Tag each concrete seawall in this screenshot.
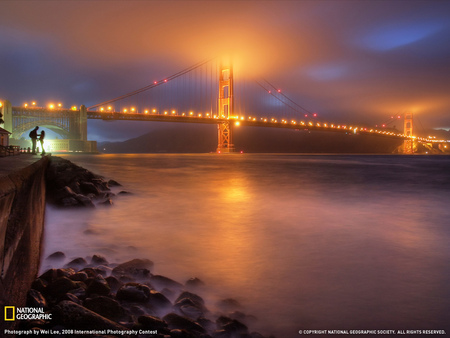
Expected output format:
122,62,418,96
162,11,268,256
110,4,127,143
0,156,49,329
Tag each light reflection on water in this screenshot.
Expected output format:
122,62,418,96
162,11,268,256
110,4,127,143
41,154,450,337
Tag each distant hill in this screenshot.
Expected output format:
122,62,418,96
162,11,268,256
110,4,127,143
99,124,405,153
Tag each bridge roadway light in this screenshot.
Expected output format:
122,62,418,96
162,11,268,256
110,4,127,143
49,104,54,109
108,106,112,111
235,121,240,126
24,103,28,107
58,103,62,108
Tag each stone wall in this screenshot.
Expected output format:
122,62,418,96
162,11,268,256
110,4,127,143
0,156,48,330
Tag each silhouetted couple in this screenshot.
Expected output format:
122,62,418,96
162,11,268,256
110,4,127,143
29,126,45,155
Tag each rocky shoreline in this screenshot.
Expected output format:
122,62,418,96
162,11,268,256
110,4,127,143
23,254,273,338
28,157,274,337
46,156,125,208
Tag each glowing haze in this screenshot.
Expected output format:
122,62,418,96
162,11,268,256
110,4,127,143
1,1,450,141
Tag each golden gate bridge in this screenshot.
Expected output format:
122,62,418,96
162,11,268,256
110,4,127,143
1,57,448,154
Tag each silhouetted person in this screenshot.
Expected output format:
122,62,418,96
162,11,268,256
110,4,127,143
29,126,39,154
39,130,46,155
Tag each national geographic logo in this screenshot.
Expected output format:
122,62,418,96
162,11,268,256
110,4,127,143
4,306,15,321
3,307,52,321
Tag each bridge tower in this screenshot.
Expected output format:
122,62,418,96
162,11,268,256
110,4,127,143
403,112,413,154
217,61,235,153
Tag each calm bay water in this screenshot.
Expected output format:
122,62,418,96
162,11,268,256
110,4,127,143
41,154,450,337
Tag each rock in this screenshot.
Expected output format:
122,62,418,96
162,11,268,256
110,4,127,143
150,275,183,291
185,277,205,289
27,289,47,309
31,278,47,293
56,268,76,278
53,300,128,331
163,313,205,334
68,287,87,300
86,275,111,296
197,317,216,333
39,269,58,283
108,179,122,187
118,190,131,195
216,316,248,335
61,196,79,207
105,276,123,293
73,193,96,208
169,329,197,338
84,296,126,321
45,277,79,298
174,292,207,319
148,290,172,309
95,265,113,276
99,198,114,206
91,254,109,266
70,271,89,282
175,292,205,309
138,315,168,330
112,259,154,278
46,251,66,261
80,181,101,195
116,283,152,303
222,319,248,335
61,293,82,304
65,257,88,270
179,305,203,319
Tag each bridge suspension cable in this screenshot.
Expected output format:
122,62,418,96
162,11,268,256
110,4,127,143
261,79,315,116
87,57,215,110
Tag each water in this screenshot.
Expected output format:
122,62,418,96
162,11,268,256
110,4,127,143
41,154,450,337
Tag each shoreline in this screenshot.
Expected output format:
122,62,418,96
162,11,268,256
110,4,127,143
23,253,272,337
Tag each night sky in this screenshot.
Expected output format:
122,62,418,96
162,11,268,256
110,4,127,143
1,1,450,142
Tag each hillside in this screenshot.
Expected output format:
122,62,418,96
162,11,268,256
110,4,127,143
99,124,404,154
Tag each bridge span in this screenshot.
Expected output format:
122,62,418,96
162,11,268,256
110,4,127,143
1,58,449,154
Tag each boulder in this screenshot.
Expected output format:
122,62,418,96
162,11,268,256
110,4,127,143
107,179,122,187
65,257,88,270
45,277,79,299
86,275,111,296
80,181,101,195
112,259,154,278
53,300,128,331
116,283,151,303
46,251,66,261
184,277,205,289
26,289,48,309
105,276,123,293
163,313,205,334
150,275,183,291
91,255,109,266
84,296,127,321
138,315,168,330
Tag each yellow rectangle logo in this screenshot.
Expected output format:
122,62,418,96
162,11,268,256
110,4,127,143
4,306,15,321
